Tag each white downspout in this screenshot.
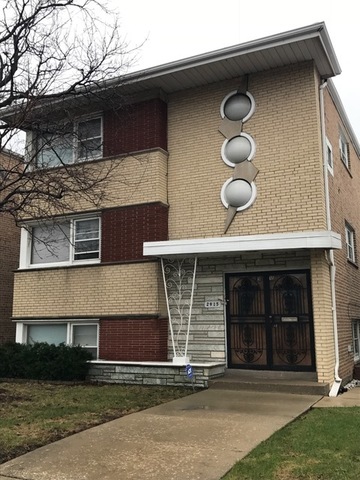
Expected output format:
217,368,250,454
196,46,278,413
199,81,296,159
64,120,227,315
320,80,342,396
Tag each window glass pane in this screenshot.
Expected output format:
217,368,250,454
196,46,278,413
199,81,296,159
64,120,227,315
73,325,98,358
78,139,102,160
74,219,99,260
38,134,73,167
353,322,359,357
31,222,70,264
27,324,67,345
77,118,102,160
73,325,97,346
78,118,101,139
346,225,355,262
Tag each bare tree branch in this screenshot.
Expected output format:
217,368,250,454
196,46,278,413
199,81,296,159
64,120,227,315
0,0,142,224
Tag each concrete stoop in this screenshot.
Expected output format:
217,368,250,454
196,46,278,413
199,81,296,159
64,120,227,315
209,369,330,396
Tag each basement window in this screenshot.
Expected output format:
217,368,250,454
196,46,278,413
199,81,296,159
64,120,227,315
352,321,360,361
26,322,99,358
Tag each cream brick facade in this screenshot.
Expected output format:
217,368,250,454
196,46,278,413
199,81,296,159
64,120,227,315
21,149,168,219
13,262,165,318
167,63,327,239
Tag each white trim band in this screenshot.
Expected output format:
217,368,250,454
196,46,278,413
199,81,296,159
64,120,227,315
144,230,342,257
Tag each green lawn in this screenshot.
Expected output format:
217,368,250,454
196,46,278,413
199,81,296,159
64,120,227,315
222,407,360,480
0,381,191,464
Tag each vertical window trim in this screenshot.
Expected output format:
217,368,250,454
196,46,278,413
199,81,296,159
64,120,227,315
345,222,356,263
339,133,349,169
353,321,360,362
326,137,334,175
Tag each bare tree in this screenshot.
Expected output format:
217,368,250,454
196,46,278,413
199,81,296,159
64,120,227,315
0,0,138,221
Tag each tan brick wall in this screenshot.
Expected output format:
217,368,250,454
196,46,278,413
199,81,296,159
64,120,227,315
98,149,168,210
167,62,326,239
310,250,335,383
22,149,168,219
13,262,166,318
325,86,360,380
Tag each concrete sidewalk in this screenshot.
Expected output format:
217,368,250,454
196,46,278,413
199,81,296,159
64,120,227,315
0,388,321,480
314,386,360,407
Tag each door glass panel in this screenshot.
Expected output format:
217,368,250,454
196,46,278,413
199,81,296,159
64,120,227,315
269,273,308,316
228,275,267,366
269,273,312,367
227,272,314,370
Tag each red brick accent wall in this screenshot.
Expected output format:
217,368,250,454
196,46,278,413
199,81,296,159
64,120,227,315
0,213,20,344
99,317,168,361
101,202,168,262
103,98,167,156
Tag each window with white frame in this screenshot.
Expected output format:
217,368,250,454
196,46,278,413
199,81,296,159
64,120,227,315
339,133,349,168
352,321,360,361
36,116,102,168
30,217,100,267
25,322,98,358
326,137,333,174
345,222,356,263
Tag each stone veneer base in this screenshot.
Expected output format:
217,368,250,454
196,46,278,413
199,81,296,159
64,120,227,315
88,361,226,388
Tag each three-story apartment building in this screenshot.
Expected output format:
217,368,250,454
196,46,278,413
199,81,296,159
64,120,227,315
9,23,360,393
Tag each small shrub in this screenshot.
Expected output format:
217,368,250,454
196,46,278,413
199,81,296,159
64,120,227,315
0,342,92,381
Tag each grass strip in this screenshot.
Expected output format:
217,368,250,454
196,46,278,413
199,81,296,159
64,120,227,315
0,381,191,464
222,407,360,480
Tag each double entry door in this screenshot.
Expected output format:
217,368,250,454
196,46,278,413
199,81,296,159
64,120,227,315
225,270,315,371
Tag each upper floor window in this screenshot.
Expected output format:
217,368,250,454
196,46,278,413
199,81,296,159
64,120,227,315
36,116,102,168
339,133,349,169
326,137,333,175
28,216,100,267
345,222,356,264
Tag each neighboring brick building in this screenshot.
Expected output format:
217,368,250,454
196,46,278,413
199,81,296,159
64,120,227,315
9,23,360,392
0,151,21,343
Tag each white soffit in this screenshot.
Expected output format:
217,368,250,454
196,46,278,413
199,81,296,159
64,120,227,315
143,231,342,257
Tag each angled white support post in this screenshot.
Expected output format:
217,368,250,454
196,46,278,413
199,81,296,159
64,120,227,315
161,256,198,365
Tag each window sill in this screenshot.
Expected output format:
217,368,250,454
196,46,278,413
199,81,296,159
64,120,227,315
347,259,358,269
20,259,101,271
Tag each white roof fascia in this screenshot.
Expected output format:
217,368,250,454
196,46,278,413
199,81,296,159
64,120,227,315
143,231,342,258
327,79,360,157
107,22,341,89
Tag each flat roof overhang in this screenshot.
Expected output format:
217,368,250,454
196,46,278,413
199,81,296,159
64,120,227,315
143,231,342,258
1,22,341,126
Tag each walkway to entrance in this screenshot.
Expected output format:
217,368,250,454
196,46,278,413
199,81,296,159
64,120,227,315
0,388,321,480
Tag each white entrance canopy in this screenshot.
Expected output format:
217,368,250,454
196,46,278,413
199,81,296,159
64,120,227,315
143,230,342,257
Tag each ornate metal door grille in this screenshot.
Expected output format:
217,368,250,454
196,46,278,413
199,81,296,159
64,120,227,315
226,271,315,371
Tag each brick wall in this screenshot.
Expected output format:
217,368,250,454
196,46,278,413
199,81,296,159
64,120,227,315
0,212,20,343
20,149,169,219
99,317,168,361
13,262,166,318
103,98,167,156
167,62,326,239
101,202,168,262
325,86,360,380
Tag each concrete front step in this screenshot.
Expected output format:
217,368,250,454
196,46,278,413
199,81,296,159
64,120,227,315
208,369,329,396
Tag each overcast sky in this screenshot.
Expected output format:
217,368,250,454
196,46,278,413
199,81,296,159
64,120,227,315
116,0,360,140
